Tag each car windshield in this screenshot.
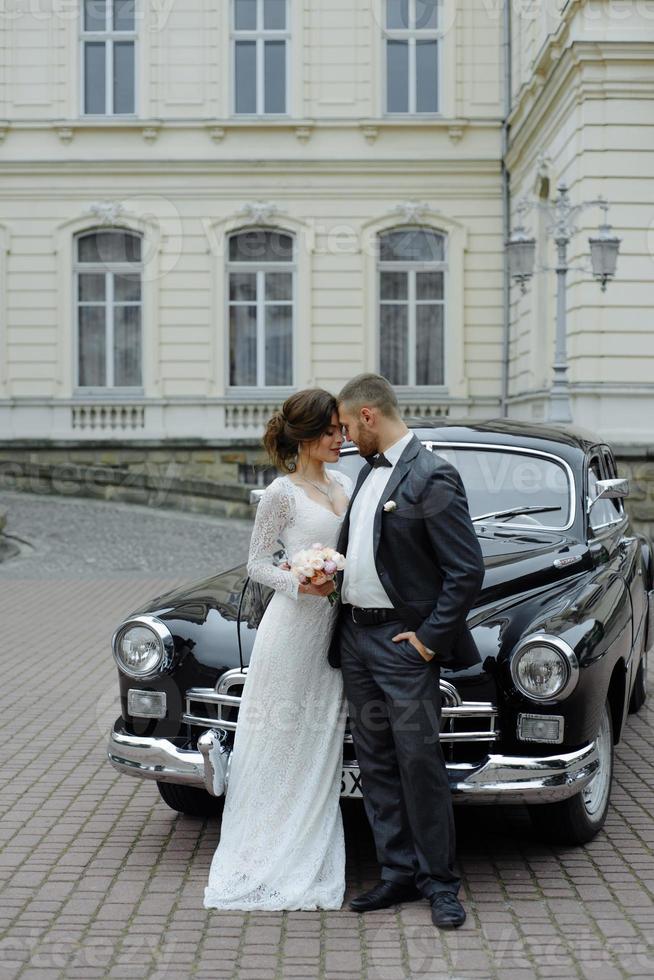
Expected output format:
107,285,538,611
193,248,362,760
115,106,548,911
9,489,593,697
329,444,572,529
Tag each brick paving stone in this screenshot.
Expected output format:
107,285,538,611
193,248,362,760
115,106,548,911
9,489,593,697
1,491,654,978
284,938,321,956
279,969,324,979
325,948,363,970
238,970,277,979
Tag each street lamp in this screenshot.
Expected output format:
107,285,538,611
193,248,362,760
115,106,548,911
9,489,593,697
505,222,536,295
588,201,621,292
505,184,621,423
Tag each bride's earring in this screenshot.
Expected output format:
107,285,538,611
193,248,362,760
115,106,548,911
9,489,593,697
287,457,297,473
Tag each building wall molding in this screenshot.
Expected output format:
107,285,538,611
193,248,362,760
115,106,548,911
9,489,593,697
507,40,654,171
0,224,10,393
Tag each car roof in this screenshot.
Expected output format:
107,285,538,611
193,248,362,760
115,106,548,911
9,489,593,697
343,417,603,466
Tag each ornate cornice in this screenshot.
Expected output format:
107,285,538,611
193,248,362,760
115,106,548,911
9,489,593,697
0,115,500,143
507,40,654,169
0,159,501,182
237,201,279,224
86,201,127,225
390,201,430,223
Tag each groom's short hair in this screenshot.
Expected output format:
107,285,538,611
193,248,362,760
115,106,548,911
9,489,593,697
338,373,400,419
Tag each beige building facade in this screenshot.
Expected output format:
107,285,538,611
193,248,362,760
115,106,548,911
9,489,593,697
0,0,652,452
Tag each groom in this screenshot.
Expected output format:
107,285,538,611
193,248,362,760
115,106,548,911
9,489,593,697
330,373,485,929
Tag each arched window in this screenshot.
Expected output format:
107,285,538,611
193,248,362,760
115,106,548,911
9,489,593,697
227,228,294,387
74,229,143,389
377,227,446,386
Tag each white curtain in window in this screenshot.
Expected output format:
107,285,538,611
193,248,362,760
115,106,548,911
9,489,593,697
228,230,294,387
75,229,143,388
378,227,445,386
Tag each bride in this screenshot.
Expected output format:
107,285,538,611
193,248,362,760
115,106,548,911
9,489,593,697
203,388,353,911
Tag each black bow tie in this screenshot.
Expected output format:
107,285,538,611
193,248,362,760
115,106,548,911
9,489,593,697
365,452,393,469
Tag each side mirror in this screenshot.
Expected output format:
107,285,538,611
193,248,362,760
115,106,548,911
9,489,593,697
249,489,265,507
587,477,629,513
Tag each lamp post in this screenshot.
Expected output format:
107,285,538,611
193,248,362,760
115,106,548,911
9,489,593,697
505,183,621,424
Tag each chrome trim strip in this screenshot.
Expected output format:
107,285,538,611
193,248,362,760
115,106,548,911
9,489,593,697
187,690,242,706
442,703,497,717
553,555,583,569
108,727,599,805
439,732,498,742
183,713,237,730
180,713,500,739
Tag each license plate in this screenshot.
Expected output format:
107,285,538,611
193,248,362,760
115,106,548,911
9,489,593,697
341,767,363,798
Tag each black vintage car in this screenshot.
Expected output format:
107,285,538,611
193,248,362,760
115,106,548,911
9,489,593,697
106,419,652,844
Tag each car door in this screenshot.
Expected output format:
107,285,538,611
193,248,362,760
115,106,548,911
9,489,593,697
600,444,647,662
585,449,633,688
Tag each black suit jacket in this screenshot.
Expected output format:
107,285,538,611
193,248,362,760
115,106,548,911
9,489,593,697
328,434,485,670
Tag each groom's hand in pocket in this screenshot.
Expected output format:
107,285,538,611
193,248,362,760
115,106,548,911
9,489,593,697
392,631,435,661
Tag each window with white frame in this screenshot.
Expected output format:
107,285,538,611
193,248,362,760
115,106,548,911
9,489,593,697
378,227,446,386
384,0,440,113
81,0,136,115
75,229,143,389
228,229,294,387
232,0,289,114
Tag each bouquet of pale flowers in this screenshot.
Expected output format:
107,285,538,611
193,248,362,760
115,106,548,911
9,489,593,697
287,543,346,605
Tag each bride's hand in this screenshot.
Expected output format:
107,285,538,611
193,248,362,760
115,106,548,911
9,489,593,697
299,580,335,597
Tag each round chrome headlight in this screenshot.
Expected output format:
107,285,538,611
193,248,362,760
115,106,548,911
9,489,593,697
111,616,174,678
510,634,579,702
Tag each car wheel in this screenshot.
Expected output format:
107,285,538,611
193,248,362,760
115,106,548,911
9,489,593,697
528,699,613,845
156,781,225,818
628,647,648,714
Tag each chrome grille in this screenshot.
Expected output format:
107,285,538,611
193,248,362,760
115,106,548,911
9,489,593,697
183,668,498,745
183,669,246,729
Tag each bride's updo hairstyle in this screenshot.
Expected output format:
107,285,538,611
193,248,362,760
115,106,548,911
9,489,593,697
263,388,338,473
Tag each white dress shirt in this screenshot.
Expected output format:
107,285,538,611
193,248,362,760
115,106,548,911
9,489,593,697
341,430,414,608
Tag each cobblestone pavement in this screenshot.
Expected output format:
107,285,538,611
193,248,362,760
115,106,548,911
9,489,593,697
1,491,654,979
0,490,254,580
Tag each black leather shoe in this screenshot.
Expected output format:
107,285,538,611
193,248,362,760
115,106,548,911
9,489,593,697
429,892,466,928
349,880,423,912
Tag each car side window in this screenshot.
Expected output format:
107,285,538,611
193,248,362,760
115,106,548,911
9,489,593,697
588,454,620,530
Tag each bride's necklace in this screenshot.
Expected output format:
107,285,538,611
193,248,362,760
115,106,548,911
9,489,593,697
298,472,334,502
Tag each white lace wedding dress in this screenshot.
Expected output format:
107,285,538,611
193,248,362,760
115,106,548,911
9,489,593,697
203,470,352,911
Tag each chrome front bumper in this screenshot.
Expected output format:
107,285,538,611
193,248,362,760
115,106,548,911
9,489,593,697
107,724,600,805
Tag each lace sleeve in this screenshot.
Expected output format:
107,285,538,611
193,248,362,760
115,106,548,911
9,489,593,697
246,478,300,600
